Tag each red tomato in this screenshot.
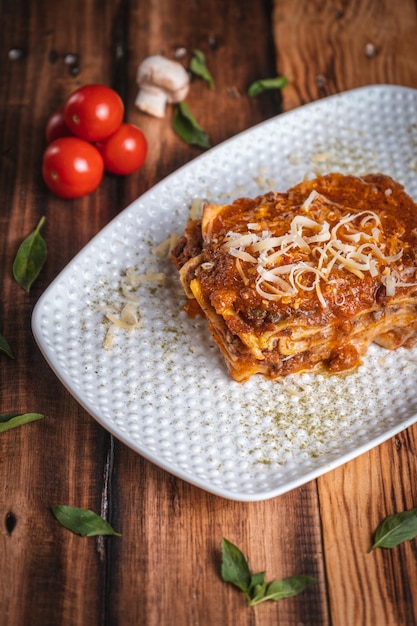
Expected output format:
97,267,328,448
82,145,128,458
96,123,148,175
45,107,73,143
64,84,124,142
42,137,104,199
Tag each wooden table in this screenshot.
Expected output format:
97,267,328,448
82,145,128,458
2,1,417,624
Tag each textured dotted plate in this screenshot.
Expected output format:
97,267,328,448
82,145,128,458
32,85,417,501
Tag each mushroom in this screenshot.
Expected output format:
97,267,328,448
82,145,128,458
135,55,190,118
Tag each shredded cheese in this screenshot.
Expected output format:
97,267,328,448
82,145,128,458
190,198,207,219
102,265,166,349
103,302,144,349
123,266,166,288
105,303,143,330
220,192,411,307
152,232,179,258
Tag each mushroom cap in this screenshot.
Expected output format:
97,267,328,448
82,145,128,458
136,55,190,103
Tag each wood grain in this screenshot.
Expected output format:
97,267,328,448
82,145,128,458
273,2,417,625
273,0,417,110
108,2,327,624
319,441,417,626
1,0,417,624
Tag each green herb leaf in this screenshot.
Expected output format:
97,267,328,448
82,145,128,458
173,102,211,149
248,76,289,97
221,538,316,606
0,412,44,432
13,216,47,292
249,571,266,593
372,508,417,549
0,332,14,359
190,49,215,89
249,573,267,604
221,538,252,598
249,575,317,606
52,505,121,537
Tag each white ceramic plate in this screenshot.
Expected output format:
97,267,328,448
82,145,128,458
32,85,417,501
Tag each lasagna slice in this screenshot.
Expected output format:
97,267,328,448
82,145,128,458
172,173,417,382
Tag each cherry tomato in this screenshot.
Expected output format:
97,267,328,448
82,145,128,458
96,123,148,175
42,137,104,199
45,107,73,143
64,84,124,142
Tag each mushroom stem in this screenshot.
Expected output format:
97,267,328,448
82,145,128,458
135,55,190,118
135,85,169,119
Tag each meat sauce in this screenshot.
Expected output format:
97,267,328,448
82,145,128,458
172,173,417,380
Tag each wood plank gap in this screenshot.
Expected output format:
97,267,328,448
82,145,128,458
110,0,130,105
98,434,115,626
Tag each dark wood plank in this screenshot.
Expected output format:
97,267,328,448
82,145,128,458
0,1,126,624
107,449,329,625
106,2,329,624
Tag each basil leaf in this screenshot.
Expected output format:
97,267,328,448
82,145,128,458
372,508,417,549
249,571,266,593
0,332,14,359
52,505,121,537
0,412,44,432
250,576,267,604
248,76,288,97
13,216,47,292
173,102,211,149
190,49,215,89
250,575,317,606
221,538,252,597
221,538,316,606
